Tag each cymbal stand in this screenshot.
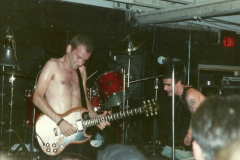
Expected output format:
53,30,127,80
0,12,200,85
109,57,126,144
0,66,5,139
122,40,132,145
30,100,37,160
152,77,159,155
1,74,30,159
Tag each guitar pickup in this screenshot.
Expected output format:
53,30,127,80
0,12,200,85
53,127,61,136
76,120,83,131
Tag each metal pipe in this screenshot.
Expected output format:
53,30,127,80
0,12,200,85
172,63,175,160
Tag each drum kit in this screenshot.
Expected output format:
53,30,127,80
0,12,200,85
87,31,148,112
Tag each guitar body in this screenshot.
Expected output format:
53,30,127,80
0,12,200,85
35,107,91,156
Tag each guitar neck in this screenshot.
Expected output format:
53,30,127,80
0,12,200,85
82,99,158,129
82,107,145,129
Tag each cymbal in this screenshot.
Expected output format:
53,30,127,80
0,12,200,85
0,60,21,67
43,30,79,56
113,31,149,54
0,71,35,79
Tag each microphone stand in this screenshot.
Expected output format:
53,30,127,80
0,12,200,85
152,77,159,155
171,62,176,160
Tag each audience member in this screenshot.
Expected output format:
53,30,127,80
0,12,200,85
56,152,90,160
191,95,240,160
214,136,240,160
97,144,146,160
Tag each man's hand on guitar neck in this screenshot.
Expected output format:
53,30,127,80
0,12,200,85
58,119,77,137
96,110,111,130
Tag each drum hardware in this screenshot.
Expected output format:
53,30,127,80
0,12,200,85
0,70,35,79
0,67,34,140
113,31,148,54
96,70,130,110
1,66,5,138
0,26,22,137
152,77,159,156
112,31,149,146
87,70,98,80
0,74,30,159
129,75,163,84
88,86,104,113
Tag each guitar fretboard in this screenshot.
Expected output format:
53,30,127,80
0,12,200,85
82,107,146,129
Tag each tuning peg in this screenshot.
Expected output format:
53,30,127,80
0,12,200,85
146,112,149,117
151,99,159,115
143,101,146,104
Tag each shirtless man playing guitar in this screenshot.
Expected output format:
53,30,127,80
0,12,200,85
33,34,110,160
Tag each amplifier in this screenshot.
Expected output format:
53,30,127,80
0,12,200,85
223,76,240,82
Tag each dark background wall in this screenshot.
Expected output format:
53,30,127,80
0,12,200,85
1,0,240,150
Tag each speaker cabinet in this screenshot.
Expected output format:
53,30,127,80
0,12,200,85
200,84,240,97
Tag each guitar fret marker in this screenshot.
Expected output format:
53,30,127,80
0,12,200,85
119,112,125,118
107,114,113,121
115,113,119,119
100,116,105,122
94,118,98,125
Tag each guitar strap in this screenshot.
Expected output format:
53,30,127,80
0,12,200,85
77,69,87,109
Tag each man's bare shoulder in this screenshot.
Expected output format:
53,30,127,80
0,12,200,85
42,58,63,70
185,88,206,102
45,58,61,65
186,87,202,95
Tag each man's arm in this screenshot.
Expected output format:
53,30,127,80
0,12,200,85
79,66,110,130
184,89,206,146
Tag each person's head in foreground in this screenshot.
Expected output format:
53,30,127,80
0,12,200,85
191,94,240,160
56,152,89,160
97,144,146,160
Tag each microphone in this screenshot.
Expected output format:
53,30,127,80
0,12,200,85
157,56,181,64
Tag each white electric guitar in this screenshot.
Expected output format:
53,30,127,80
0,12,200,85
35,99,159,156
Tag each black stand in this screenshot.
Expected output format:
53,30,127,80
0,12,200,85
0,66,5,140
110,54,148,153
152,77,159,155
1,75,30,159
128,118,148,154
29,103,38,160
171,63,176,160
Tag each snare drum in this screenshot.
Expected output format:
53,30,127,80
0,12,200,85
96,71,131,109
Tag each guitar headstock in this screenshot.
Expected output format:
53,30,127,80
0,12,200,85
143,99,159,117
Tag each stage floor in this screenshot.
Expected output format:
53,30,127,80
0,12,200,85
0,147,172,160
